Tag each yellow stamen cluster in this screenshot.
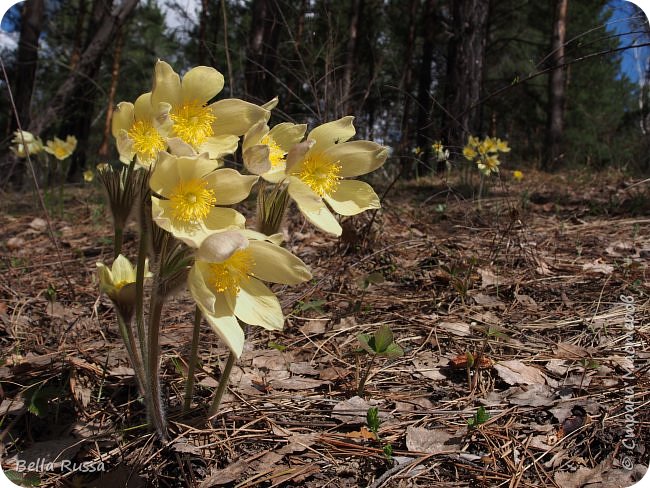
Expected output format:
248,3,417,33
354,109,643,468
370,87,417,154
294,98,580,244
295,156,342,197
128,120,166,163
170,100,216,147
169,178,217,224
209,249,255,294
261,135,286,168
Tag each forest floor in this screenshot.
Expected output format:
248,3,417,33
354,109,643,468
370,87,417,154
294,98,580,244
0,169,649,487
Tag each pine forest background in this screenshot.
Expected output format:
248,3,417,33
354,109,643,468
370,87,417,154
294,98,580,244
0,0,649,186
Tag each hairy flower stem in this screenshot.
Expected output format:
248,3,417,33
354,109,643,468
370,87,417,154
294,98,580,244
135,193,150,371
146,233,170,439
256,183,289,236
182,306,202,413
357,353,378,397
208,351,237,418
116,312,146,396
113,227,124,260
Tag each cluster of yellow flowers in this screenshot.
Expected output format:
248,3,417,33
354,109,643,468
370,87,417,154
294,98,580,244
100,60,387,358
462,135,510,175
431,141,449,162
11,131,77,161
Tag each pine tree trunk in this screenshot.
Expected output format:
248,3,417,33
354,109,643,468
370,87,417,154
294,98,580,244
29,0,138,136
341,0,364,114
9,0,44,134
544,0,569,171
398,0,419,175
245,0,280,103
443,0,489,166
414,0,436,176
98,27,124,159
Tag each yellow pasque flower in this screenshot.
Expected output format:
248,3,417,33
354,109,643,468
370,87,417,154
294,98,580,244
188,230,312,357
495,138,511,153
83,170,94,182
151,60,270,159
431,141,449,162
242,120,307,179
513,170,524,181
96,254,152,312
272,117,387,236
112,92,172,167
477,154,500,175
149,152,258,247
11,130,43,158
44,135,77,160
463,145,477,161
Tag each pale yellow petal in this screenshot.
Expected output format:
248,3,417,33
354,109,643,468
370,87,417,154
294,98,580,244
152,60,182,108
232,278,284,331
197,230,249,263
111,254,136,283
180,208,247,248
243,120,269,152
285,139,314,173
133,92,153,121
323,140,388,177
205,168,258,205
261,96,279,110
307,116,355,153
112,102,134,137
211,99,270,136
243,144,272,175
198,134,240,159
248,241,312,285
324,179,380,216
181,66,224,104
269,123,307,151
288,177,342,236
166,137,197,157
198,292,245,357
188,262,217,313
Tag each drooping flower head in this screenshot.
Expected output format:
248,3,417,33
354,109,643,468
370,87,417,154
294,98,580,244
279,116,388,236
45,135,77,160
112,93,172,167
188,230,312,357
242,120,307,180
151,60,270,159
11,130,43,158
513,170,524,182
97,254,152,319
149,152,258,247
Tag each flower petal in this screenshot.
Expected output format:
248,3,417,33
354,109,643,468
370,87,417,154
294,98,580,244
205,168,258,205
248,240,312,285
323,140,388,177
198,134,240,159
233,278,284,330
197,291,245,357
188,261,217,313
269,122,307,151
112,102,134,137
211,99,270,136
242,120,268,152
243,144,272,175
197,230,249,262
133,92,153,121
181,66,224,104
307,116,355,153
181,208,247,248
324,179,380,216
285,139,314,174
152,60,182,108
288,177,342,236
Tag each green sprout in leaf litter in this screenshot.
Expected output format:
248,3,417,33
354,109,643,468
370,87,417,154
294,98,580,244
357,325,404,396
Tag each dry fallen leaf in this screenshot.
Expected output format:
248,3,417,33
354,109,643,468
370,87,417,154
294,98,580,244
582,259,614,275
494,360,550,386
437,321,471,336
332,396,383,424
405,425,461,454
471,293,506,309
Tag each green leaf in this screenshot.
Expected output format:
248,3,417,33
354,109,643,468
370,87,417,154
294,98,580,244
468,406,490,428
466,351,475,368
366,407,380,433
382,443,393,460
268,341,287,352
357,333,374,355
373,325,394,353
381,342,404,359
296,299,326,313
5,470,41,487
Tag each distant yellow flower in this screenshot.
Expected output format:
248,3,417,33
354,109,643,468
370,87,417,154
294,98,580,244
495,138,511,153
279,117,387,236
188,230,312,357
112,93,171,167
151,60,270,159
431,141,449,162
44,135,77,160
96,162,110,173
412,146,423,157
477,154,500,175
149,152,257,247
242,121,307,180
513,170,523,181
11,130,43,158
463,145,477,160
83,170,94,182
